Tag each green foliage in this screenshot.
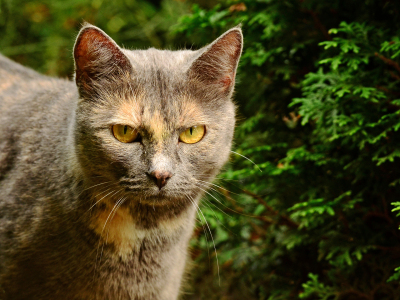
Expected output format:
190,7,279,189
176,1,400,299
387,266,400,283
299,274,337,300
0,0,192,76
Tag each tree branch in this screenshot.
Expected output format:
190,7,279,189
302,9,332,41
375,52,400,74
241,189,299,229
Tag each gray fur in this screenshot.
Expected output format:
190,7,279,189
0,24,242,300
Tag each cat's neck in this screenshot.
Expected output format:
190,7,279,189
87,199,197,260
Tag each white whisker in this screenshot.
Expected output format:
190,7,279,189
102,195,127,257
196,179,241,196
195,184,256,218
187,194,221,286
230,150,262,172
200,198,235,236
86,188,119,213
186,195,211,262
94,194,126,275
80,181,111,195
195,184,232,219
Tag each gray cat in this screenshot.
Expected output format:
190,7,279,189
0,24,242,300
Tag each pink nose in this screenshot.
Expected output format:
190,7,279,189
148,170,173,190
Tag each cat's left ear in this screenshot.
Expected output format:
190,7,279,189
73,24,132,99
188,26,243,95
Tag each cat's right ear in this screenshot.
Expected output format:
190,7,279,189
73,24,132,100
188,27,243,97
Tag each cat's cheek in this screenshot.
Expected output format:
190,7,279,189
178,141,216,175
92,132,145,172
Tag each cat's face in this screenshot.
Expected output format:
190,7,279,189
73,25,242,209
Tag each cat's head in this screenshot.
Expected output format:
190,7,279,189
72,24,242,210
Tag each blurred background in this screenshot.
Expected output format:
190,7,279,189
2,0,400,299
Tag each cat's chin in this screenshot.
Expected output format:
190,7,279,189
125,189,190,207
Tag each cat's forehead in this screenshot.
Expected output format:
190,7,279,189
123,48,195,75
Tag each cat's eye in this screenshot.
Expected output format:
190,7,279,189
179,125,205,144
112,125,139,143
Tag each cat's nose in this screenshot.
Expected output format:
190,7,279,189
147,170,173,190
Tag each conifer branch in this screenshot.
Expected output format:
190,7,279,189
241,189,299,229
303,9,332,41
375,52,400,75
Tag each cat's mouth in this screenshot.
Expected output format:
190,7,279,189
110,174,199,207
119,183,187,205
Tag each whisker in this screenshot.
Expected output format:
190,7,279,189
94,195,126,276
80,181,111,195
102,195,127,258
187,194,221,286
195,184,232,219
186,195,211,263
200,198,235,236
230,150,262,172
86,188,120,213
196,179,241,196
195,184,257,219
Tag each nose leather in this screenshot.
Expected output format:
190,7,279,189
148,170,173,190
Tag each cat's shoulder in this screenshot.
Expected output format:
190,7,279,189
0,54,73,88
0,54,75,103
0,54,77,124
0,54,46,80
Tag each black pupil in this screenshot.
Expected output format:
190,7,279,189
190,127,193,135
124,125,128,134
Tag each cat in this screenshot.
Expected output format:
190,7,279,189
0,23,242,300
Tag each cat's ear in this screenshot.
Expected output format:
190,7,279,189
188,27,243,95
73,24,132,99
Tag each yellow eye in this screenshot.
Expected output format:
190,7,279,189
179,125,205,144
112,125,139,143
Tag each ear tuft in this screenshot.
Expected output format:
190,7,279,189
189,28,243,94
73,24,132,99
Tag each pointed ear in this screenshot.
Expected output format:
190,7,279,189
73,24,132,99
188,27,243,95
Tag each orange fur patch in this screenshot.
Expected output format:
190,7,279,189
89,199,191,259
0,80,13,91
115,99,142,127
90,204,138,256
0,73,17,94
148,110,165,141
180,100,207,125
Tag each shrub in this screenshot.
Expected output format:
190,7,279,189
0,0,191,76
175,1,400,299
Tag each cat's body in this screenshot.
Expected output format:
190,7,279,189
0,25,242,300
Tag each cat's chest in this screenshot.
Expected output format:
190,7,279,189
61,207,191,300
88,202,191,260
